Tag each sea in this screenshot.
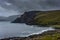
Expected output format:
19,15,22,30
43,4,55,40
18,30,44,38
0,21,54,39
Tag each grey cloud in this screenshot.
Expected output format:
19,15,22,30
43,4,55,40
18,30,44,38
0,0,60,12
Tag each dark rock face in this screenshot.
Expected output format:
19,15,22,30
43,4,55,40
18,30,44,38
12,11,40,25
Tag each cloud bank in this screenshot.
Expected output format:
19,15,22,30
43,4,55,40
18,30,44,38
0,0,60,16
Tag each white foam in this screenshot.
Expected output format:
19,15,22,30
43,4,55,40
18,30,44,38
25,27,55,37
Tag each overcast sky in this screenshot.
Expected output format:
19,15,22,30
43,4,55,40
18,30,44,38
0,0,60,17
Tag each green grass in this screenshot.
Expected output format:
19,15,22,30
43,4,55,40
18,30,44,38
40,33,60,40
51,25,60,29
34,10,60,27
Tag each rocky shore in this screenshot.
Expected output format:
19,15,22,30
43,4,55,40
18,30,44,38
1,29,60,40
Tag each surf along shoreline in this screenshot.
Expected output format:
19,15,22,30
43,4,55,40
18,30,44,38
1,29,60,40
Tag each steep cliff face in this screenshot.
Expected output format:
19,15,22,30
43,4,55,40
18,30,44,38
12,10,60,26
12,11,40,25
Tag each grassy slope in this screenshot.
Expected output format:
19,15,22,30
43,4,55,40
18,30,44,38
34,10,60,27
31,32,60,40
40,32,60,40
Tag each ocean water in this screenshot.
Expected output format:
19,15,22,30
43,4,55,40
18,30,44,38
0,21,54,39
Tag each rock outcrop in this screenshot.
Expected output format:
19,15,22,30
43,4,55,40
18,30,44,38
12,11,40,25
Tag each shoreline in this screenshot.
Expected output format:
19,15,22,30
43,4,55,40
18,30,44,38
0,29,55,40
1,29,60,40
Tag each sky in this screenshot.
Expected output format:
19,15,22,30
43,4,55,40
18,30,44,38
0,0,60,17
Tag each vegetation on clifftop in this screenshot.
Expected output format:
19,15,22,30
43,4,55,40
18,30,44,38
12,10,60,28
34,10,60,27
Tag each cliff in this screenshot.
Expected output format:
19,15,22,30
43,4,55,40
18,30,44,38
12,10,60,27
12,11,40,25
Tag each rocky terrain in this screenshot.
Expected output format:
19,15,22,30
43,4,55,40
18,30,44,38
12,11,40,25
